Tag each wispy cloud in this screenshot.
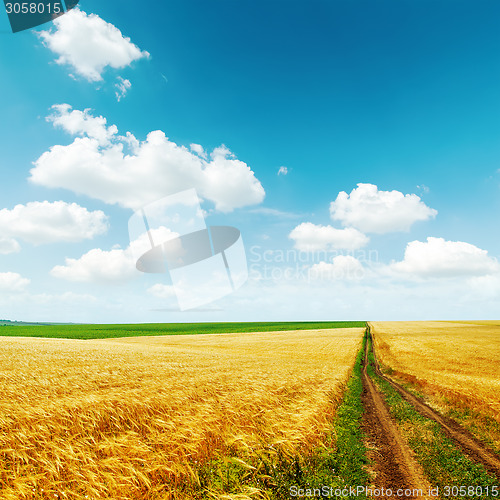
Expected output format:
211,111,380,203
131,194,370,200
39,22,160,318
115,77,132,101
248,207,303,218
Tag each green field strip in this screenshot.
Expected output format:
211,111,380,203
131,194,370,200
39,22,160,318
0,321,366,340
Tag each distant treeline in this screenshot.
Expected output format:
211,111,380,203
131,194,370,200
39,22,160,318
0,320,50,326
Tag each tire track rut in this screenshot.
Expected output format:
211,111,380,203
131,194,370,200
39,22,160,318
368,323,500,483
362,331,431,498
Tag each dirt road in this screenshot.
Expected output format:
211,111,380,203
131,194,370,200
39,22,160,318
368,324,500,483
362,333,431,498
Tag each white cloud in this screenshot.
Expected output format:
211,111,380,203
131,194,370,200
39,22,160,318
52,227,179,284
128,226,180,265
277,166,288,176
202,146,265,212
309,256,365,281
0,238,21,255
31,105,265,212
51,247,138,283
0,272,30,292
115,77,132,101
330,183,437,234
38,8,149,82
391,237,500,278
48,104,117,146
0,201,108,245
289,222,369,251
190,143,207,159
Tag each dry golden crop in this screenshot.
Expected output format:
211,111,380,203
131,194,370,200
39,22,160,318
370,321,500,450
0,327,363,499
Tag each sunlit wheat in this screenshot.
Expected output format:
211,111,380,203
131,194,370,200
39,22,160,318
0,327,363,499
370,321,500,450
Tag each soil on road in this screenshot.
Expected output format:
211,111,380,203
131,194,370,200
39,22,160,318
368,325,500,483
361,335,431,499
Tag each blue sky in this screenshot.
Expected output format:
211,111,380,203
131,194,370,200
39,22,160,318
0,0,499,322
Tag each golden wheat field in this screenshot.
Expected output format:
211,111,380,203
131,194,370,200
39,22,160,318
370,321,500,448
0,328,363,500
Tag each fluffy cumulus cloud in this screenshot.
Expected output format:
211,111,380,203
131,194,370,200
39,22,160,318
391,237,500,278
0,272,30,292
0,201,108,246
48,104,117,145
38,8,149,82
309,256,365,281
31,105,265,212
330,183,437,234
30,104,265,212
52,227,179,284
289,222,369,251
51,247,138,283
